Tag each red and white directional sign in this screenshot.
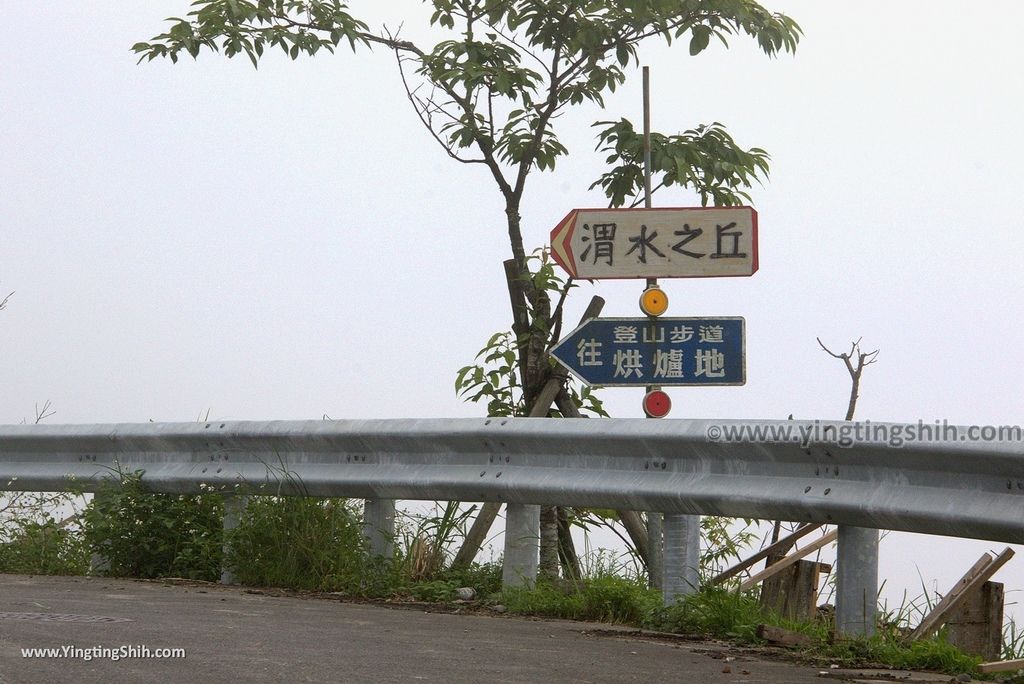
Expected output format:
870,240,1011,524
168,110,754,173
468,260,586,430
549,207,758,280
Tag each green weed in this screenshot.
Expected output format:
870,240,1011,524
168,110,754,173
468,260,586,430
224,496,368,593
1004,616,1024,660
437,561,503,597
822,634,980,675
0,517,88,575
502,574,661,624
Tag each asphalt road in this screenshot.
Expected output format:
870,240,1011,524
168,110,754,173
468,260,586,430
0,575,832,683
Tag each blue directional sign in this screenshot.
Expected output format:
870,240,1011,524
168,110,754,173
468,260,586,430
551,317,745,387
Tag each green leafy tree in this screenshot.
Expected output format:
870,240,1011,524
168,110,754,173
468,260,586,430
135,0,799,413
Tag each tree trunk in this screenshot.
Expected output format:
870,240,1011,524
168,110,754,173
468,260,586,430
502,201,558,574
451,502,501,569
557,507,582,582
539,505,560,579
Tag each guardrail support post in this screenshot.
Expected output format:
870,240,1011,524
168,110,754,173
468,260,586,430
88,492,111,576
503,503,540,588
89,551,110,576
220,494,249,585
663,513,700,604
835,525,878,637
363,499,396,560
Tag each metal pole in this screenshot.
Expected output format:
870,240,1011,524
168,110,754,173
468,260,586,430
641,65,666,591
363,499,396,560
643,66,653,211
220,494,249,585
502,503,540,588
663,513,700,604
835,526,879,637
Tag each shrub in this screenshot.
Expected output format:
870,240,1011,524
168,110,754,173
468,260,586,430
82,474,223,581
0,518,88,575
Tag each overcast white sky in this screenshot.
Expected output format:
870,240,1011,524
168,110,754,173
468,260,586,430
2,2,1023,621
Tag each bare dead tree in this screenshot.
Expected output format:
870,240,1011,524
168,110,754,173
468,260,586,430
817,337,880,420
34,400,56,424
2,401,63,528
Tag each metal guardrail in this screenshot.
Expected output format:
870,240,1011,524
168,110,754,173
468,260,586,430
1,417,1022,543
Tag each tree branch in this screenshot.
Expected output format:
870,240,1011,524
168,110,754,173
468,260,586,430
276,15,426,56
34,400,55,424
385,25,512,194
817,337,880,421
480,17,552,79
546,276,574,351
393,49,488,165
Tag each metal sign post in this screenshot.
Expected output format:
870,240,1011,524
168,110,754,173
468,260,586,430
638,66,663,593
546,67,753,601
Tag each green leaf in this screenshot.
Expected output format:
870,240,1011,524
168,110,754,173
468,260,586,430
689,26,711,56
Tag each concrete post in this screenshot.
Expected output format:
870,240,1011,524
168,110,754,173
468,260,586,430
502,503,540,588
220,494,249,585
88,491,111,576
663,513,701,604
362,499,396,560
835,525,879,637
88,551,110,576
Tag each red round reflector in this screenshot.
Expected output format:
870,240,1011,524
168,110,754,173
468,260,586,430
642,389,671,418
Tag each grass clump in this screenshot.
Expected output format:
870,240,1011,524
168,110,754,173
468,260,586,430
224,496,368,592
222,497,505,600
404,561,502,601
822,634,981,675
651,586,776,640
502,575,661,624
440,561,503,597
504,581,983,678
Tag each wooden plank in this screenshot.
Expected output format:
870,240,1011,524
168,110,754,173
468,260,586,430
905,553,993,641
978,657,1024,674
756,623,813,647
759,560,820,621
947,581,1003,660
908,547,1014,642
740,530,838,592
710,522,822,585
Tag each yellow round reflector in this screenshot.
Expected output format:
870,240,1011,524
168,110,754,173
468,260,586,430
639,287,668,317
